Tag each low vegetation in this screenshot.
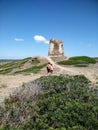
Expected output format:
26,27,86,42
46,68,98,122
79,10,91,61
15,64,47,74
0,60,16,65
58,56,96,66
0,75,98,130
0,57,44,74
0,57,31,69
0,67,13,74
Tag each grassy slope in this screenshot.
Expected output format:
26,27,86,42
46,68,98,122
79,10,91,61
0,57,45,74
15,64,47,74
58,56,96,66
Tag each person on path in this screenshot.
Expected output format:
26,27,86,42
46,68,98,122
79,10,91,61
46,63,54,75
46,62,51,75
50,64,54,74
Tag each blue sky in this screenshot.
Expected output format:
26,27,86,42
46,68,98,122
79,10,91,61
0,0,98,59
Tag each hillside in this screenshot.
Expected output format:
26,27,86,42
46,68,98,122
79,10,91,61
0,59,17,65
0,56,97,77
0,56,98,104
0,57,48,75
0,56,98,129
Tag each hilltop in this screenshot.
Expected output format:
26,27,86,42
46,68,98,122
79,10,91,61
0,56,98,77
0,56,98,83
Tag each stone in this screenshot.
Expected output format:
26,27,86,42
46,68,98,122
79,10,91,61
48,38,64,57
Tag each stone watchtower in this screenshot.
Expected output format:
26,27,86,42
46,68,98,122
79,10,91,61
48,38,64,57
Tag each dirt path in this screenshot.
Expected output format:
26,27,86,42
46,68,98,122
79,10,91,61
45,56,98,82
45,56,77,74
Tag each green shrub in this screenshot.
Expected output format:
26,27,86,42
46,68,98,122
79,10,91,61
58,56,96,65
0,75,98,130
0,67,13,74
15,64,46,74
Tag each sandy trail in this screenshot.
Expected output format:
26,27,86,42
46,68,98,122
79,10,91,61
45,56,98,82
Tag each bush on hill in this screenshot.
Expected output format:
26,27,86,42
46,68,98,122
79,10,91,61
58,56,96,65
15,64,46,74
0,75,98,130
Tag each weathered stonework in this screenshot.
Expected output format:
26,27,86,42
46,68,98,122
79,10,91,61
48,38,64,57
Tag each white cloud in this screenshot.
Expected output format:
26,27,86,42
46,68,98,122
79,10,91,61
14,38,24,42
34,35,49,44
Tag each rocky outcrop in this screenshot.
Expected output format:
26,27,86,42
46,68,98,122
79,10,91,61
48,38,64,57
